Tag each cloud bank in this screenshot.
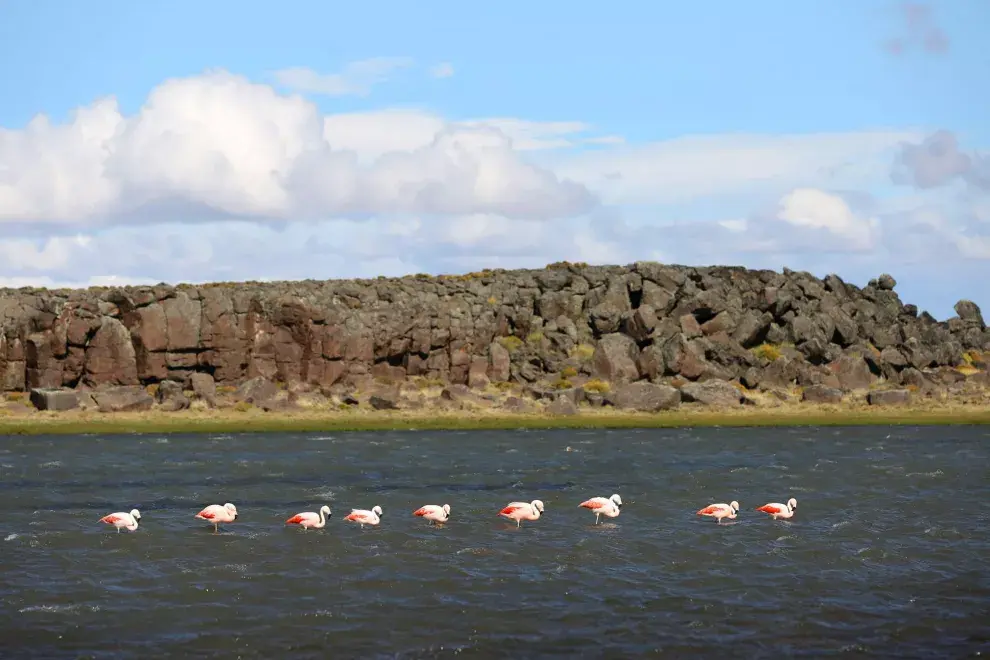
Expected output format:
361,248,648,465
0,66,987,318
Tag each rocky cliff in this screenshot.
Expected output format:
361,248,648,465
1,262,987,407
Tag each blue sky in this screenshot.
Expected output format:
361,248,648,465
0,0,988,319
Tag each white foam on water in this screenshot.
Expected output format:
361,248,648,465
20,604,100,614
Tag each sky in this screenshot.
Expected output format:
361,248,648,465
0,0,988,320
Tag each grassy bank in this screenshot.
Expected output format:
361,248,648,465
2,403,990,435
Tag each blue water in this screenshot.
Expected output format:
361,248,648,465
1,426,988,658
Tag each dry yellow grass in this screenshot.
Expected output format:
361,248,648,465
1,396,988,435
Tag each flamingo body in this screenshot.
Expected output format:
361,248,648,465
286,505,331,530
755,497,798,520
99,509,141,533
697,500,740,524
579,493,622,524
196,502,238,533
413,503,450,525
498,499,544,527
344,505,382,527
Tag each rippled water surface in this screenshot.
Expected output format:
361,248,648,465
1,426,989,658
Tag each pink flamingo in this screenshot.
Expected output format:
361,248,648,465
344,505,382,528
579,494,622,524
99,509,141,533
498,499,544,527
285,505,331,530
413,504,451,525
756,498,798,520
697,500,740,524
195,502,238,533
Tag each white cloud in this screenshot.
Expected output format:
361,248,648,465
430,62,455,79
3,66,987,317
0,70,594,224
776,188,879,250
551,131,924,205
321,110,622,160
273,57,413,96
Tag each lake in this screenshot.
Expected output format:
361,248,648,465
1,426,988,658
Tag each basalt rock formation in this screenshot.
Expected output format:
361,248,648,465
1,262,987,409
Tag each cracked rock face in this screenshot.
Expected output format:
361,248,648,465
0,262,986,395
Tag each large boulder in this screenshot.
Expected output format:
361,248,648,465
591,333,640,383
29,388,80,412
679,380,743,406
867,389,912,406
608,382,680,412
93,386,155,413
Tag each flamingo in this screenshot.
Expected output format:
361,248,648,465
697,500,739,524
756,498,797,520
498,500,544,527
99,509,141,533
579,494,622,524
413,504,451,525
195,502,238,533
344,505,382,528
285,505,332,530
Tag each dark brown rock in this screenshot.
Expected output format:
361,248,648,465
93,386,154,412
608,382,680,412
592,333,640,383
827,355,875,391
468,357,490,389
680,380,743,406
0,261,985,411
546,397,579,415
867,389,912,406
801,384,843,404
190,372,217,405
370,387,401,410
488,341,511,382
236,376,278,404
29,387,80,411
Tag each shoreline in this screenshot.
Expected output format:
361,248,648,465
3,404,990,435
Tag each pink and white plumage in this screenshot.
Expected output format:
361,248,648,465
99,509,141,533
579,493,622,524
195,502,238,533
413,503,450,525
344,505,382,527
498,499,544,527
756,497,797,520
286,505,331,530
697,500,739,524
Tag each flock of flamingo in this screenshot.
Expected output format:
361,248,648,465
97,494,799,533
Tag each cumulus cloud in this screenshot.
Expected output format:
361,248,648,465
775,188,879,251
273,57,413,96
0,70,595,225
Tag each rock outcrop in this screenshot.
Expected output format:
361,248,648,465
1,262,987,411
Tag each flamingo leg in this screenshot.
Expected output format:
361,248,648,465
516,518,521,528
